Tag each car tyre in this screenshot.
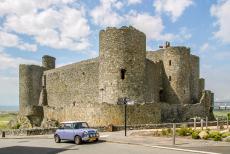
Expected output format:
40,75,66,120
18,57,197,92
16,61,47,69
54,135,61,143
95,138,99,142
74,136,82,145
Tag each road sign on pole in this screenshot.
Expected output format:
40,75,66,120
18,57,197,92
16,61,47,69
117,97,135,137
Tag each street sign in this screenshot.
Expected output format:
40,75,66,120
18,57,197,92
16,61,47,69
116,97,135,137
117,97,135,105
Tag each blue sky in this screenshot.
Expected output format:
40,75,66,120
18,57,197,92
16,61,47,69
0,0,230,106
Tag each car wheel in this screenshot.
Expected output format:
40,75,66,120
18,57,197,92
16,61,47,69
54,135,61,143
95,138,99,142
74,136,82,145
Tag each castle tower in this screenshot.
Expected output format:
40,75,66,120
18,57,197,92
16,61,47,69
42,55,56,70
190,55,200,103
99,26,146,104
163,47,191,104
19,64,44,114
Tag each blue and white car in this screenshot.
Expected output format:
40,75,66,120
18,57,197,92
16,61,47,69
54,121,99,145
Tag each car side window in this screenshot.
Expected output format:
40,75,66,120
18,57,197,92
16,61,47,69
74,123,80,129
59,123,64,129
64,123,72,129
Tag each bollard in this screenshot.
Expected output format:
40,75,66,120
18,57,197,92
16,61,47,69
194,117,196,129
173,123,176,145
206,116,208,129
217,118,219,130
201,119,204,130
2,131,5,138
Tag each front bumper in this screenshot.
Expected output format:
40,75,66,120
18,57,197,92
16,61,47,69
82,134,99,142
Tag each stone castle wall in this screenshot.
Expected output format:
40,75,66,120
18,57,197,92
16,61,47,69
44,58,99,107
99,26,146,104
144,59,163,103
43,102,161,127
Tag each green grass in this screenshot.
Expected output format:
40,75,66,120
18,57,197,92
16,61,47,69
0,113,17,129
213,110,230,118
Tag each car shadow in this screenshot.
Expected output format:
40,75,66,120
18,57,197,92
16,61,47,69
0,146,77,154
61,139,106,145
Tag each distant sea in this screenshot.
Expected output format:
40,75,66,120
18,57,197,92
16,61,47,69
0,106,19,112
215,102,230,106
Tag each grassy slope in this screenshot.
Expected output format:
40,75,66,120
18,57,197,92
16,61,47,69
213,110,230,118
0,113,17,129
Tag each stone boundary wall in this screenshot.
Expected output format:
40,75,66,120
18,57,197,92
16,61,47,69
0,121,225,136
0,128,56,136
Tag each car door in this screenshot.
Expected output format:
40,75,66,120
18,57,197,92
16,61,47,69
63,123,74,140
57,123,65,139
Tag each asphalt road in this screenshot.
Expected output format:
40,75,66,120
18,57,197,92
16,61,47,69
0,138,213,154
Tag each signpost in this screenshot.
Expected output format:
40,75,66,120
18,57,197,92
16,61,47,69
117,97,134,136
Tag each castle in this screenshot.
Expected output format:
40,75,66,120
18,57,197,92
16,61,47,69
19,26,214,127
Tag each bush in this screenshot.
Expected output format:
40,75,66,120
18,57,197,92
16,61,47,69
213,135,222,141
208,131,221,138
192,131,200,139
228,113,230,120
161,128,172,136
208,131,223,141
222,132,230,138
177,127,193,136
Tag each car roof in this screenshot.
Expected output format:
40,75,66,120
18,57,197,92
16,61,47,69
60,121,87,124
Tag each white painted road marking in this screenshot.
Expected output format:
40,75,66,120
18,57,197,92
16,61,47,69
144,145,221,154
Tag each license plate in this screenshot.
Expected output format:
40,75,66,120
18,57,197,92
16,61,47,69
89,137,96,141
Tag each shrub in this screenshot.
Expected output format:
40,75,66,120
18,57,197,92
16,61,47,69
208,131,221,138
161,128,173,136
222,132,230,138
213,135,222,141
192,131,200,139
224,137,230,142
228,113,230,120
161,129,168,136
177,127,193,136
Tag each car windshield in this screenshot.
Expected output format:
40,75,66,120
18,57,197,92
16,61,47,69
74,122,89,129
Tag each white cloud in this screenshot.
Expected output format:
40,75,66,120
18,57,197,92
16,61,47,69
0,76,18,105
127,12,175,41
200,43,209,52
0,50,39,70
90,0,124,27
0,31,37,52
153,0,193,22
127,0,142,5
211,0,230,44
0,50,40,105
1,0,90,51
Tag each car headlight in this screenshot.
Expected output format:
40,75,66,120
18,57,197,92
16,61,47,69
83,131,88,136
96,132,99,137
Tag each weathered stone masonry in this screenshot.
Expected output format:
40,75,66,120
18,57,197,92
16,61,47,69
19,26,215,127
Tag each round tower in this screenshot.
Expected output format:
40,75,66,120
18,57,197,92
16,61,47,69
19,64,44,114
163,47,191,104
42,55,56,70
190,55,199,103
99,26,146,104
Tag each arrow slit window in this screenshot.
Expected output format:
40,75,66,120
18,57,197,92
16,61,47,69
120,69,126,80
